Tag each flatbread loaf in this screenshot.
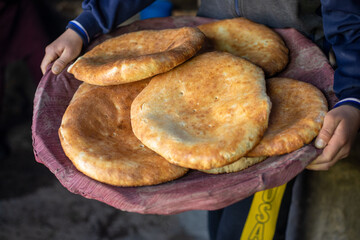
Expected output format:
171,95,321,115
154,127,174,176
68,27,205,85
200,156,267,174
247,77,328,157
59,81,188,187
131,51,271,170
197,18,289,76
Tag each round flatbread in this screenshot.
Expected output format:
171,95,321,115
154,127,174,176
59,81,188,187
131,51,271,170
247,77,328,157
197,18,289,76
68,27,205,85
200,156,267,174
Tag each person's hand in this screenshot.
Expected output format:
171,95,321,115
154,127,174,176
40,28,83,75
307,104,360,171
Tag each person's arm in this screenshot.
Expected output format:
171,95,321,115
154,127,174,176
67,0,155,46
41,0,155,75
307,0,360,170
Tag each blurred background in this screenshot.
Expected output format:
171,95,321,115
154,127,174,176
0,0,359,239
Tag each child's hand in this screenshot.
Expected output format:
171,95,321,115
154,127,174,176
41,28,83,75
307,104,360,171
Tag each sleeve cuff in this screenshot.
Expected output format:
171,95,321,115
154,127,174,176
66,11,103,46
67,20,90,46
334,98,360,110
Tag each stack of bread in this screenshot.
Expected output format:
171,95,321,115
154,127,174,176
59,18,328,187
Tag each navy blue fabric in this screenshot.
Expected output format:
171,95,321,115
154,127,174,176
334,99,360,110
197,0,360,108
208,195,253,240
67,0,360,107
67,0,154,44
321,0,360,107
67,21,90,45
61,2,359,239
208,179,295,240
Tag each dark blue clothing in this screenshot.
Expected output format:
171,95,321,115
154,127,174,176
65,1,360,239
66,0,360,109
321,0,360,108
198,0,324,46
198,0,360,108
67,0,155,45
208,179,295,240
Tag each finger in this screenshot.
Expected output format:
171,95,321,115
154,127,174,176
306,147,347,171
40,46,59,74
306,148,339,170
314,114,339,149
311,138,342,165
51,49,75,74
306,159,336,171
307,125,350,170
51,58,67,74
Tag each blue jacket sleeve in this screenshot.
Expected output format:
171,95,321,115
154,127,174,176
67,0,155,45
321,0,360,109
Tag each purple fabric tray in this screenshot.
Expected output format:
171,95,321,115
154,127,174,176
32,16,337,215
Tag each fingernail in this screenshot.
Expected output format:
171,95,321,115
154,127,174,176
52,65,60,74
315,138,326,148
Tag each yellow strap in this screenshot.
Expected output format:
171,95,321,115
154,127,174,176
240,183,287,240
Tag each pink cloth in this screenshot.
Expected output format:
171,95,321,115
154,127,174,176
32,16,336,215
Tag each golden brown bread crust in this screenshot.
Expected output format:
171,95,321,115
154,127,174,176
68,27,205,85
200,156,267,174
131,51,271,170
247,77,328,157
59,81,188,187
197,18,289,76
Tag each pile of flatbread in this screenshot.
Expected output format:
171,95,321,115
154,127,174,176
60,18,328,187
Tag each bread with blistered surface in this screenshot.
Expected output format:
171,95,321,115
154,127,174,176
198,18,289,76
131,51,271,170
247,77,328,156
59,81,188,187
68,27,205,85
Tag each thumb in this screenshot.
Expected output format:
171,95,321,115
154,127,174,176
51,55,70,75
51,48,79,74
314,113,339,149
